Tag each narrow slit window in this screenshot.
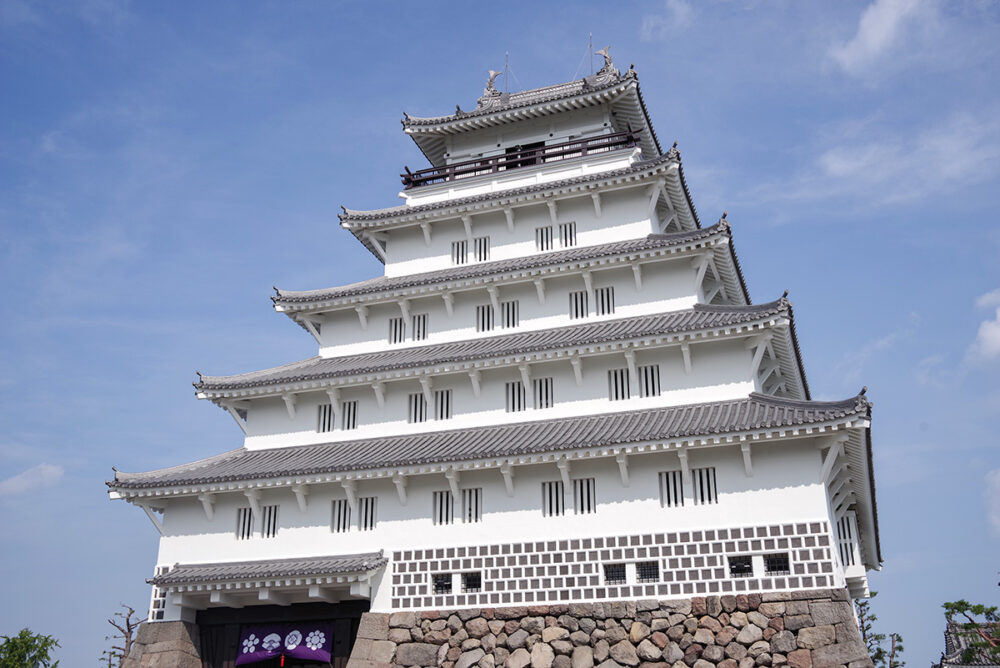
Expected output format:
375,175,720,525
608,368,631,401
388,317,406,344
559,222,577,247
341,400,358,430
658,470,684,508
473,236,490,262
451,240,468,265
261,505,279,538
235,507,254,540
764,553,790,576
358,496,377,531
569,290,589,319
434,389,452,420
476,304,494,332
604,563,626,585
536,226,554,251
317,404,335,432
573,477,597,515
432,573,452,594
533,377,554,409
408,393,427,423
501,300,519,329
595,286,615,316
505,381,526,413
692,467,718,505
638,364,661,398
728,555,753,578
636,561,659,583
542,480,565,517
331,499,351,533
461,488,482,523
462,572,482,593
432,490,454,525
411,313,428,341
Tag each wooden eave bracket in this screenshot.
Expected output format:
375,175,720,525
462,215,474,243
570,355,584,386
534,278,546,304
398,299,411,323
557,456,571,488
741,443,753,477
223,401,250,435
487,285,501,313
419,376,434,410
342,480,357,512
468,369,481,397
259,588,291,606
355,305,369,330
616,451,630,486
326,388,342,426
632,264,643,290
139,503,164,535
210,591,243,608
591,192,602,218
393,472,408,505
420,222,432,246
519,364,533,408
198,493,215,520
372,382,386,408
442,292,454,316
292,484,309,512
500,461,515,496
244,489,262,533
300,317,323,344
819,434,849,483
282,393,297,420
503,207,515,232
547,200,558,225
445,467,460,500
680,342,692,375
308,585,340,603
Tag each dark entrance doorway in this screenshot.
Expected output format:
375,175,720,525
197,601,368,668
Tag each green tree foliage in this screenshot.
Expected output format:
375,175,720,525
943,600,1000,665
856,591,904,668
0,628,60,668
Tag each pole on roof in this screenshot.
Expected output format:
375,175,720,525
505,51,509,95
590,33,594,75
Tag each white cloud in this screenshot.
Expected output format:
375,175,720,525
836,313,919,384
829,0,929,76
987,469,1000,535
640,0,693,41
969,289,1000,361
0,463,65,497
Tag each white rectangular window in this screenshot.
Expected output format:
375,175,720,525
331,499,351,533
432,490,454,525
261,504,279,538
389,317,406,344
608,368,631,401
559,222,577,247
341,400,358,430
533,377,554,409
235,507,254,540
452,240,468,265
542,480,565,517
638,364,661,398
461,488,482,523
658,470,684,508
595,286,615,316
473,236,490,262
434,389,452,420
408,393,427,423
317,404,335,433
569,290,589,319
536,225,554,251
411,313,428,341
149,568,168,621
573,477,597,515
358,496,377,531
501,300,519,329
505,381,526,413
692,467,718,505
476,304,494,332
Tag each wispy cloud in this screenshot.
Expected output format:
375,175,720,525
987,469,1000,535
968,288,1000,361
0,463,65,497
829,0,928,76
836,313,919,384
640,0,693,41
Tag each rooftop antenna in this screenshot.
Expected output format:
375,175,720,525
590,33,594,75
505,51,509,95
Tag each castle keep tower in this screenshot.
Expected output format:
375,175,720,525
109,54,881,668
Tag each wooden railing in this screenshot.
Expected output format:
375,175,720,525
401,129,641,189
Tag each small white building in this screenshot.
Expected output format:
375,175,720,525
109,55,881,668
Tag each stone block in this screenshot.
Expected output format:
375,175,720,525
463,639,483,651
650,632,668,649
508,648,532,668
637,640,663,661
747,613,769,629
572,631,592,646
607,628,628,645
580,619,598,634
570,604,596,617
482,654,497,668
424,630,452,645
389,629,411,644
574,646,596,668
458,648,487,668
661,601,693,616
638,601,660,612
716,628,737,646
631,623,652,644
556,655,573,668
597,661,626,668
692,629,714,646
468,619,491,639
610,640,640,666
739,658,756,668
736,625,763,645
371,641,396,663
707,597,723,617
693,660,715,668
523,618,546,634
533,643,556,668
691,598,707,616
810,641,868,668
663,643,684,664
509,630,531,649
701,645,725,662
396,643,440,667
725,642,747,660
747,595,761,611
545,628,571,643
730,613,748,629
795,626,835,650
391,612,418,628
747,641,770,659
595,639,611,662
553,641,575,656
758,603,785,618
498,608,530,620
721,596,738,613
736,596,750,613
785,602,809,616
808,602,851,626
770,631,796,654
783,616,813,632
755,653,772,666
459,609,483,621
719,661,738,668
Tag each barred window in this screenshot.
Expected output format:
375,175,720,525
434,389,452,420
317,403,335,432
408,393,427,423
331,499,351,533
476,304,494,332
542,480,565,517
341,400,358,430
432,490,454,525
462,572,482,593
595,286,615,316
235,507,254,540
536,225,553,251
501,300,519,329
573,477,596,515
604,563,626,585
358,496,377,531
505,381,526,413
658,470,684,508
637,561,659,583
432,573,452,594
764,553,790,576
638,364,661,398
533,377,554,409
261,504,279,538
559,222,577,247
692,467,718,505
729,555,753,578
462,488,482,523
569,290,589,319
608,368,631,401
451,240,468,265
411,313,428,341
473,236,490,262
388,317,406,344
149,569,168,621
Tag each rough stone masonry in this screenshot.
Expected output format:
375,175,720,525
347,589,872,668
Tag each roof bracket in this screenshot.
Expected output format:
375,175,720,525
468,369,481,397
393,472,408,505
308,585,340,604
445,467,460,501
534,278,546,304
819,434,848,483
282,393,297,420
372,382,385,408
442,292,454,316
292,484,309,512
504,207,515,232
342,480,357,512
591,192,602,218
462,215,473,243
487,285,501,313
519,364,533,407
557,456,571,489
570,356,584,386
632,264,642,290
547,200,558,225
500,461,515,496
210,591,243,608
616,451,630,486
681,342,692,375
259,588,290,606
355,305,369,330
741,443,753,477
198,493,215,520
139,503,164,535
420,222,432,246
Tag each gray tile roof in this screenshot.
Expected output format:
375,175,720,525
110,392,869,491
275,221,745,308
196,299,790,393
148,552,387,586
939,621,1000,667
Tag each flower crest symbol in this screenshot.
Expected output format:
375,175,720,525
306,630,326,650
262,633,282,651
242,634,259,654
285,629,303,650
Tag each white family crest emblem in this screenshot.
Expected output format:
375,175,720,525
262,633,282,651
305,630,326,650
284,629,303,650
241,634,259,654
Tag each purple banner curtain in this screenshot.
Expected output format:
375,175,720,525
236,622,334,665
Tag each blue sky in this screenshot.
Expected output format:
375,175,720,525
1,0,998,664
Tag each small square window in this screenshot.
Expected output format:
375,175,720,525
433,573,452,594
764,553,790,576
728,555,753,578
462,572,482,593
636,561,659,583
604,563,626,585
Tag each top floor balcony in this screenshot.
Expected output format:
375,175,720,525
401,129,642,190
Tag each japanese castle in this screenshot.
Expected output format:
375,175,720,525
109,53,881,668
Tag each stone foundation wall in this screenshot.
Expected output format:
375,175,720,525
347,589,871,668
121,620,201,668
